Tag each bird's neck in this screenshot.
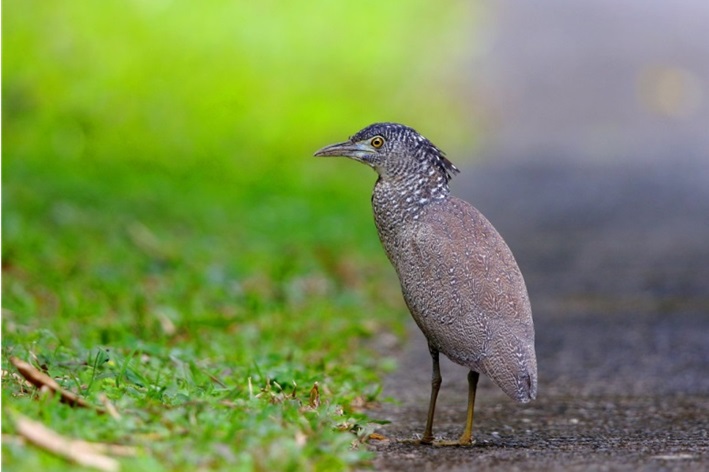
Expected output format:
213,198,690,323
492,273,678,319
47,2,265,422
371,171,451,238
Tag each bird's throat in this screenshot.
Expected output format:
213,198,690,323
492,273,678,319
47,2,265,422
371,174,450,241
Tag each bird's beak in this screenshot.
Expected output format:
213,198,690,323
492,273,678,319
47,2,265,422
313,141,375,161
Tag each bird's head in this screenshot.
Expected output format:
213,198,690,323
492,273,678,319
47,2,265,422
314,122,459,183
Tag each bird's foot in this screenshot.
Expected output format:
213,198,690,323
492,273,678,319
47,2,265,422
457,432,474,446
433,438,476,447
401,437,475,447
399,438,425,445
400,435,435,445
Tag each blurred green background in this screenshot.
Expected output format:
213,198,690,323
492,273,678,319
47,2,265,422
4,1,475,168
3,1,477,470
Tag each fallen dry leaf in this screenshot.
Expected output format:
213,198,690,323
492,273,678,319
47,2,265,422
308,382,320,408
155,310,177,336
14,414,136,471
98,393,121,420
294,430,307,447
10,357,103,412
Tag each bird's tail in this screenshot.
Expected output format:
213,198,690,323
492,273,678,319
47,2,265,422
516,367,537,403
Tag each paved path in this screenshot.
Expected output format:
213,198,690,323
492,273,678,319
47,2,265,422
369,1,709,470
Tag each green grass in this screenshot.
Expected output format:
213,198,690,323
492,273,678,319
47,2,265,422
3,157,403,471
2,1,477,470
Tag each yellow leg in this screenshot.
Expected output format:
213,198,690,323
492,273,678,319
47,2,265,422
421,344,441,444
458,370,479,445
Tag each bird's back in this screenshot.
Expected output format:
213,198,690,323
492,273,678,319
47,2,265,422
375,194,537,403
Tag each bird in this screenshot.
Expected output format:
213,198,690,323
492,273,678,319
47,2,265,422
314,122,537,445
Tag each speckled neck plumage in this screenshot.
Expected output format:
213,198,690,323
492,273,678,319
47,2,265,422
371,170,448,241
371,146,454,242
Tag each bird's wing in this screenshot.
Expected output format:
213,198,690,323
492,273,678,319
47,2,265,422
398,196,537,401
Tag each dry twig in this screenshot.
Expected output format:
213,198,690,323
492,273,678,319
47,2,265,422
14,415,136,471
9,356,104,413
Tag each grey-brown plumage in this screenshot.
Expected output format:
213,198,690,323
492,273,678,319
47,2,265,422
315,122,537,445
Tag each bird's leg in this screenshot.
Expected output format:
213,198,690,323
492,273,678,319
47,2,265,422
458,370,479,445
421,343,441,444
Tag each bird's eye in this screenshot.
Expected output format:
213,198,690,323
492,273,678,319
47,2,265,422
370,136,385,148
